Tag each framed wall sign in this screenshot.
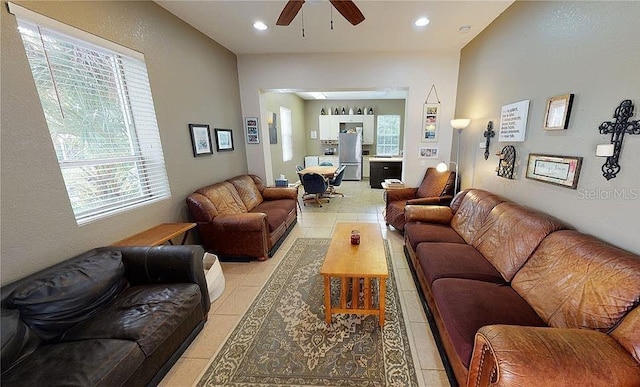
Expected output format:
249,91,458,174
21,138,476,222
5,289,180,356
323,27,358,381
245,117,259,144
188,123,213,157
525,153,583,189
214,128,234,152
543,94,574,130
499,100,530,142
418,146,439,159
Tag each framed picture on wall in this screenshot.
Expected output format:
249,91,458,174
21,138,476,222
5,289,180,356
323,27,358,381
525,153,582,189
543,94,574,130
418,146,439,159
214,128,234,152
245,117,259,144
422,103,439,142
188,123,213,157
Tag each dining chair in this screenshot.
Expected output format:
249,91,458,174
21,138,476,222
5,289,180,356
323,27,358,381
319,161,334,166
326,165,346,197
301,173,329,207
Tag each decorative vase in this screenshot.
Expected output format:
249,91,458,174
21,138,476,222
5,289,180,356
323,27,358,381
349,108,354,115
341,107,346,115
357,108,362,115
335,108,339,115
321,108,326,115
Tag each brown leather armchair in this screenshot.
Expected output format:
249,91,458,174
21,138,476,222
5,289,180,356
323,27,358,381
384,167,455,232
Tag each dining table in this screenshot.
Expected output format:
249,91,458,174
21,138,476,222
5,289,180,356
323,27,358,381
299,165,338,178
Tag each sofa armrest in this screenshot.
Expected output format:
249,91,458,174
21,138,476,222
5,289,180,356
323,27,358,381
262,187,298,201
406,195,453,206
102,245,210,314
468,325,640,387
383,188,418,203
404,205,453,224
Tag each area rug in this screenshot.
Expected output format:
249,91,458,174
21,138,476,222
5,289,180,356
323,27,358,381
197,238,418,386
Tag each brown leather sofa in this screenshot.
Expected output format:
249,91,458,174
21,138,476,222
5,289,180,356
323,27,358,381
186,174,297,260
403,189,640,386
1,245,210,386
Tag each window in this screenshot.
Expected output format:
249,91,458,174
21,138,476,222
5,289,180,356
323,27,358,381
11,3,170,225
376,115,401,155
280,106,292,162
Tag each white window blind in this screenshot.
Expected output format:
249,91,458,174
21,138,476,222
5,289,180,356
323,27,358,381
376,115,401,155
11,4,171,225
280,107,293,162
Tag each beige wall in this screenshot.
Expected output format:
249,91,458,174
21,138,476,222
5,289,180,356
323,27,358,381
1,1,246,284
237,52,460,187
264,93,307,183
304,99,406,156
455,1,640,254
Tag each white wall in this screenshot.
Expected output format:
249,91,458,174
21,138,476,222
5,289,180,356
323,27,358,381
237,52,460,187
455,1,640,254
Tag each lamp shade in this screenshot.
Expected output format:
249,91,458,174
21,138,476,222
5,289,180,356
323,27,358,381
436,162,449,172
451,118,471,130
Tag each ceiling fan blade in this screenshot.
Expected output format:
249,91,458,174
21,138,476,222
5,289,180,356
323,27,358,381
329,0,365,26
276,0,305,26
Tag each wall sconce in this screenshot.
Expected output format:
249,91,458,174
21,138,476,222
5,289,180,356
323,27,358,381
495,145,516,179
597,100,640,180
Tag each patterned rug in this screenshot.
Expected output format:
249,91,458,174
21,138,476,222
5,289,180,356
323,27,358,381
197,238,418,387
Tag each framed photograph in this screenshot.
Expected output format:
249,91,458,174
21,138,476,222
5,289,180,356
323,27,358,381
245,117,259,144
418,146,439,159
526,153,583,189
214,128,234,152
188,124,213,157
422,103,439,142
543,94,574,130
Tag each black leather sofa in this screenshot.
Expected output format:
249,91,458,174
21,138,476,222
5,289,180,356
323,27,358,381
1,245,210,386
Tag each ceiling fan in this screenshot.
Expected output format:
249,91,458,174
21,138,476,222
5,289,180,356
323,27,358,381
276,0,365,27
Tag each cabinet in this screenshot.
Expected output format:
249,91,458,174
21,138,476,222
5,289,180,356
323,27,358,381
319,114,375,143
318,116,339,141
362,156,370,178
318,155,339,166
369,160,402,188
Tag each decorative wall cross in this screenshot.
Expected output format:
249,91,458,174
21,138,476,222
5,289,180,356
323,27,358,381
483,121,495,160
598,100,640,180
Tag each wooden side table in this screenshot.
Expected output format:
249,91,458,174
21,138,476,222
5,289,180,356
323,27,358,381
112,223,197,247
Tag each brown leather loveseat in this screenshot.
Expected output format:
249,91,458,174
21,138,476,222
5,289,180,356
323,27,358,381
186,174,297,260
403,189,640,386
1,245,210,386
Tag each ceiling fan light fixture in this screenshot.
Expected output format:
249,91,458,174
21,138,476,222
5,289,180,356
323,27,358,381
253,21,268,31
415,17,430,27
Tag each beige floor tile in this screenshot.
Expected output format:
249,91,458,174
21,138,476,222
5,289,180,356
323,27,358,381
401,290,427,323
214,285,261,315
395,267,416,291
411,322,445,370
421,369,451,387
208,284,235,314
182,314,241,359
304,227,334,238
158,357,209,387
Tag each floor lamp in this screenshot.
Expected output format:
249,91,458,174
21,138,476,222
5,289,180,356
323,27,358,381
437,118,470,194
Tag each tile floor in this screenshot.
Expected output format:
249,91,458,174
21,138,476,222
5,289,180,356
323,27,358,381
160,180,449,387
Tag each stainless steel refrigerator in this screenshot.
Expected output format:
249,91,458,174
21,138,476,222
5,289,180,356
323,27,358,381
339,133,362,180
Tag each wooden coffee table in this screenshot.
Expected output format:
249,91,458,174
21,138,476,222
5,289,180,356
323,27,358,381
320,223,389,327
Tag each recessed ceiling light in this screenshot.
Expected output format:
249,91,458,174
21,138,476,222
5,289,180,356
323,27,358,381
415,17,430,27
459,25,471,33
253,21,268,31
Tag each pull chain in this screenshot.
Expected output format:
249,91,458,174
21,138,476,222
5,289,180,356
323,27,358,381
301,7,305,37
330,6,334,30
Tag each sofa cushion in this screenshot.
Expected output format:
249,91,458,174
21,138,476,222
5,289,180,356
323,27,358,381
228,175,264,211
512,230,640,332
61,284,201,356
1,339,145,387
416,243,505,285
432,278,546,367
404,222,465,251
1,308,41,371
8,251,126,341
471,202,567,281
196,181,247,215
450,189,505,244
251,201,294,233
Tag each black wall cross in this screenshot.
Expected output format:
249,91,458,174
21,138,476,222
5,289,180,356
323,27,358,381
598,100,640,180
483,121,495,160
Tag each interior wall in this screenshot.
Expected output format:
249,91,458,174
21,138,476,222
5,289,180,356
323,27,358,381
263,93,307,183
237,51,460,187
1,1,246,284
455,1,640,254
304,99,406,157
